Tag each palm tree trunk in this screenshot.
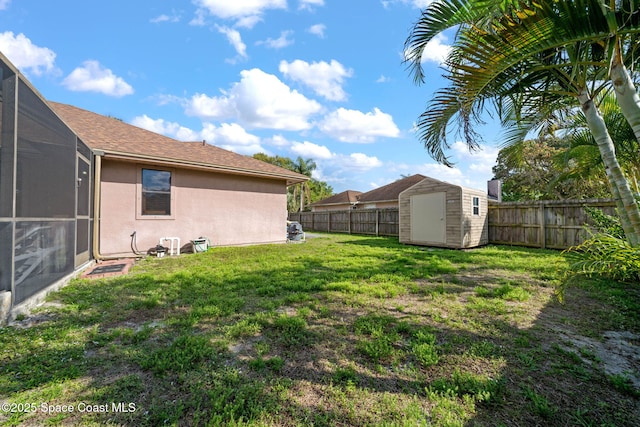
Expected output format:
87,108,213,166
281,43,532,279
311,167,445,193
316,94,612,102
299,183,304,212
578,90,640,246
610,48,640,142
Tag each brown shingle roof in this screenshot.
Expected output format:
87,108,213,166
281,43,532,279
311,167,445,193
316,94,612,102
357,174,426,203
311,190,362,206
49,102,308,185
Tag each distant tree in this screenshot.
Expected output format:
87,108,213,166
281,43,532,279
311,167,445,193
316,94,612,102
492,137,610,201
291,157,317,212
308,179,333,206
552,93,640,195
252,153,331,212
494,92,640,201
252,153,295,170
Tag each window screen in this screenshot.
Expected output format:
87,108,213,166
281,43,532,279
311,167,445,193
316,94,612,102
14,220,74,304
16,80,76,218
0,70,16,218
0,222,12,292
141,169,171,215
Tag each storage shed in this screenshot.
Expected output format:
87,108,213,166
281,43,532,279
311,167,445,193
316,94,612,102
399,177,488,249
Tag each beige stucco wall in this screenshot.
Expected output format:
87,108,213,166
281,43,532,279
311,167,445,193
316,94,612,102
99,160,288,255
399,178,488,249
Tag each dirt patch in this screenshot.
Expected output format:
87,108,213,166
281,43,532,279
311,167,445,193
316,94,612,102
556,330,640,387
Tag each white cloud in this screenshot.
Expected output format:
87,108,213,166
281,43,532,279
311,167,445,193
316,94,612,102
388,0,435,8
340,153,383,171
0,31,56,76
416,163,466,186
132,115,265,154
299,0,324,10
376,75,390,83
265,134,290,148
410,0,433,7
62,60,133,97
131,115,200,141
189,8,207,26
279,59,352,101
451,140,500,178
185,68,322,131
418,33,451,65
216,25,247,60
201,122,265,154
193,0,286,28
150,12,181,23
307,23,326,38
389,141,499,191
291,141,333,159
319,107,400,143
257,30,294,49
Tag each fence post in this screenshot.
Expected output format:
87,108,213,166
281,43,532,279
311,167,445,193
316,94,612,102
539,202,546,249
348,209,351,235
376,209,380,237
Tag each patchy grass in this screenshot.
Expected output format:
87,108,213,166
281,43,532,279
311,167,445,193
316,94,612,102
1,233,638,426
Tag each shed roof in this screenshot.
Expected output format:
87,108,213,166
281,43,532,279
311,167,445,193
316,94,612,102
49,102,308,186
357,174,426,204
311,190,362,207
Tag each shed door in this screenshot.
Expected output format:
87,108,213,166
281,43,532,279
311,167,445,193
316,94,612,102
410,192,446,243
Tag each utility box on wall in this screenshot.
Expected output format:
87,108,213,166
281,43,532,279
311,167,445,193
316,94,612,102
399,177,488,249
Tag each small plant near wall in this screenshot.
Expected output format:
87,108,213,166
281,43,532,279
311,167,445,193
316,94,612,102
560,207,640,300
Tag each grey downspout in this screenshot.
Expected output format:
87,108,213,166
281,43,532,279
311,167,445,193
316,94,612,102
92,150,104,260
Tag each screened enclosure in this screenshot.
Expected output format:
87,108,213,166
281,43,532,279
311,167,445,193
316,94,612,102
0,54,92,319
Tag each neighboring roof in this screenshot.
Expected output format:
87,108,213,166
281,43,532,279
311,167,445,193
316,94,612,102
311,190,362,207
49,102,308,185
357,174,426,204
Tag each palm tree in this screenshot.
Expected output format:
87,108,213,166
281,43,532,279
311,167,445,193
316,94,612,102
552,92,640,194
404,0,640,245
291,156,317,212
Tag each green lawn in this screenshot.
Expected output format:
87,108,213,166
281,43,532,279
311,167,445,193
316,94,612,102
1,234,638,426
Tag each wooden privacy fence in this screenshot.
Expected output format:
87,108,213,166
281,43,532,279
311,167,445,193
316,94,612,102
487,199,617,249
289,199,618,249
288,209,399,237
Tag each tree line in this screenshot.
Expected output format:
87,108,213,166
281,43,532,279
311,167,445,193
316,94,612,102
252,153,333,212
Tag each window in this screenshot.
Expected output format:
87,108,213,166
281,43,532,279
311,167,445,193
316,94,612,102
141,169,171,215
472,196,480,216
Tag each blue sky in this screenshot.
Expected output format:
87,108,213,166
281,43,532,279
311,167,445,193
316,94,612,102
0,0,502,194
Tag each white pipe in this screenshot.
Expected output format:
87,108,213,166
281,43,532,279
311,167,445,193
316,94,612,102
159,237,180,256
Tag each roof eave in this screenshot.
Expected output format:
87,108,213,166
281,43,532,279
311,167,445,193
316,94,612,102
98,150,309,185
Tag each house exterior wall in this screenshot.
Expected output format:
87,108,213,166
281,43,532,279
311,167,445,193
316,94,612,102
99,160,288,255
399,178,488,249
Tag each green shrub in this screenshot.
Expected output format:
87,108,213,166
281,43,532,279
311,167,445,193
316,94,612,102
141,335,213,376
427,369,504,404
584,206,624,239
562,233,640,287
272,315,311,347
357,331,396,362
